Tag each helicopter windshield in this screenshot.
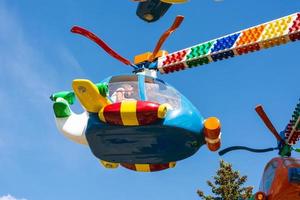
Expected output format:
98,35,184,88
144,77,181,110
108,75,140,103
283,158,300,167
259,160,278,192
107,75,181,109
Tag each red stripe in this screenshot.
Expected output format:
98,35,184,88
207,142,221,152
136,101,159,125
289,14,300,33
236,43,260,55
121,163,170,172
121,163,136,171
204,128,221,140
149,163,170,172
103,103,123,125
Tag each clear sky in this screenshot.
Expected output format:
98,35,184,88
0,0,299,200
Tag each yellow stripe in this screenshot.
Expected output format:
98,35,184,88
120,100,139,126
135,164,151,172
98,107,106,123
260,16,292,40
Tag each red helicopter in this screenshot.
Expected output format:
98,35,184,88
251,157,300,200
219,100,300,200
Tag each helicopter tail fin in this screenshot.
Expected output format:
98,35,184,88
72,79,111,113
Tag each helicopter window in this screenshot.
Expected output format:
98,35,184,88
261,161,277,192
284,159,300,167
144,77,181,110
108,75,140,103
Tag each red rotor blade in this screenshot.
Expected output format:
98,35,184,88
71,26,133,66
148,15,184,62
255,105,283,142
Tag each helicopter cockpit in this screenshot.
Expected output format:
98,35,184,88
107,75,181,109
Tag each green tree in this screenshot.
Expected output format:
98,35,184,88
197,160,253,200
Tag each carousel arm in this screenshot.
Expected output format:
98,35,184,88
157,12,300,74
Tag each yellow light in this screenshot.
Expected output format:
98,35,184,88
144,14,154,21
158,104,169,119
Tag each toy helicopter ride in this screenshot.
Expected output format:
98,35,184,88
133,0,188,22
51,12,300,172
219,100,300,200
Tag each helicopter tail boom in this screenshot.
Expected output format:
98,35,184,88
204,117,221,151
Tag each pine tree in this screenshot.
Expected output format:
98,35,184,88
197,160,253,200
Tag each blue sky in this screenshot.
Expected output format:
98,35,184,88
0,0,299,199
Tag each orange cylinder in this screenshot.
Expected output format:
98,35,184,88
204,117,221,152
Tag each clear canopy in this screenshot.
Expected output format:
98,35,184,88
107,75,181,109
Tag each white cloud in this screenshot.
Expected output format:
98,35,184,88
0,195,27,200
